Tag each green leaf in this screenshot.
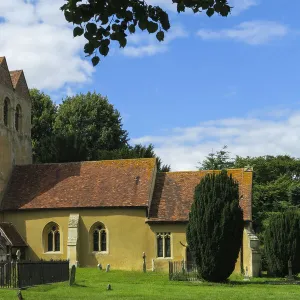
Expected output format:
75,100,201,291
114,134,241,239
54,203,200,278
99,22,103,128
73,26,84,37
102,39,110,47
206,8,214,17
177,2,185,13
86,22,97,34
99,45,109,56
158,11,170,31
92,56,100,66
84,42,94,54
138,20,147,31
128,24,135,34
64,11,73,22
125,10,133,21
147,21,158,34
156,31,164,42
112,24,120,32
119,37,127,48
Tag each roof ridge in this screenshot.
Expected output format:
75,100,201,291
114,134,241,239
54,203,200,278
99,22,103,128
163,168,248,174
20,157,157,167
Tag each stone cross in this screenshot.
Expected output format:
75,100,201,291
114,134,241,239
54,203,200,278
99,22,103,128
106,264,110,272
288,259,293,280
97,263,102,270
69,265,76,286
142,252,146,273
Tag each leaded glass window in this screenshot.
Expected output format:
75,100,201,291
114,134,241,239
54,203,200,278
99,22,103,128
46,224,60,252
156,233,171,258
92,223,107,252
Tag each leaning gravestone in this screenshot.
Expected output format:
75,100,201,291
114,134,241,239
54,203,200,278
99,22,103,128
106,264,110,272
69,265,76,286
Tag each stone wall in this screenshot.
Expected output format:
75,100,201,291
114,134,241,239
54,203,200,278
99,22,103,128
0,59,32,206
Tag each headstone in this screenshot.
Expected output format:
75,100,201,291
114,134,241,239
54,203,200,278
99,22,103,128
288,260,293,280
106,264,110,272
17,290,23,300
243,266,250,281
181,259,185,274
98,263,102,270
142,252,146,273
16,249,21,262
107,283,112,290
69,265,76,286
152,259,155,272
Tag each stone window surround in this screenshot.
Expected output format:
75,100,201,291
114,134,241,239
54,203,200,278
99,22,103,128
43,222,63,254
90,222,109,254
156,232,172,259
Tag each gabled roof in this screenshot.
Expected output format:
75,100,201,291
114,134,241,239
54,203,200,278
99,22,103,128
10,70,22,88
10,70,30,99
0,56,13,89
1,158,156,211
148,169,253,222
0,56,30,98
0,223,27,247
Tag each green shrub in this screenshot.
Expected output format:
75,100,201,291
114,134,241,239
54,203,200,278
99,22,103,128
264,211,300,276
186,170,244,282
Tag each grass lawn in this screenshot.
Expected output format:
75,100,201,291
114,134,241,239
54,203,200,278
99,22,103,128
0,268,299,300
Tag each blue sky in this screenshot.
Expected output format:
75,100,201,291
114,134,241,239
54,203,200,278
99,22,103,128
1,0,300,170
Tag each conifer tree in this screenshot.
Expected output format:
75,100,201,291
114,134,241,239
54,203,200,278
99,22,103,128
186,170,244,282
264,211,300,276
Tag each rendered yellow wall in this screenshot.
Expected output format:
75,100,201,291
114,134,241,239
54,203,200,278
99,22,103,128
2,209,245,273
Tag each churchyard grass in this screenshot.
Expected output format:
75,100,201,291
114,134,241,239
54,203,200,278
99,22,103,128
0,268,299,300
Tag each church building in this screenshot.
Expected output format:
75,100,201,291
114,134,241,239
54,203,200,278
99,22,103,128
0,57,261,276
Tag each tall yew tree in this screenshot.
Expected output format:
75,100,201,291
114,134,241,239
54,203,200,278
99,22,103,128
186,171,244,282
264,211,300,277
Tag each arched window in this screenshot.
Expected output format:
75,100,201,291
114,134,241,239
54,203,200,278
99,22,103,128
15,104,21,131
92,223,107,252
3,98,9,127
45,223,61,252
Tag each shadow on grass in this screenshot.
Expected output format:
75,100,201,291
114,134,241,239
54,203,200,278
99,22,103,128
71,283,88,288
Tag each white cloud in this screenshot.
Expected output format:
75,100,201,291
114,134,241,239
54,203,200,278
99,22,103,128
197,21,288,45
123,25,188,57
0,0,94,91
230,0,258,16
132,110,300,171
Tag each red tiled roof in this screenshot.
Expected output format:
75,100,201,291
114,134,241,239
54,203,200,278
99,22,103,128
148,169,253,222
1,159,156,211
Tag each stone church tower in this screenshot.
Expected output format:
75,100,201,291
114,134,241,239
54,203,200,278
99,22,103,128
0,57,32,204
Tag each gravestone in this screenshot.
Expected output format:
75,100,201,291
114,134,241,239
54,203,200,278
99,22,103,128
17,290,23,300
243,266,250,281
16,249,21,262
288,260,293,280
98,263,102,270
69,265,76,286
107,283,112,290
106,264,110,272
142,252,146,273
152,259,155,272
